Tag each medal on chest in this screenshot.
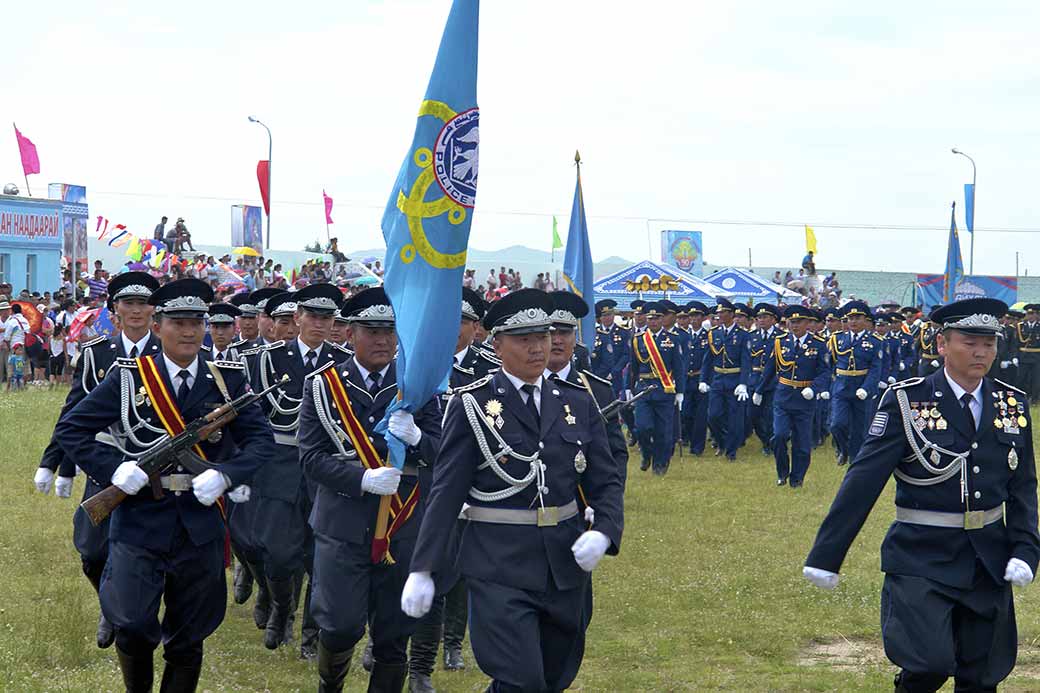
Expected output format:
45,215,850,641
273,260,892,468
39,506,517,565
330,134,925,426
485,399,505,429
574,449,587,473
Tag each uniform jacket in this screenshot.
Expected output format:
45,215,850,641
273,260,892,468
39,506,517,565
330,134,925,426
55,353,275,552
411,370,624,593
298,359,442,545
806,371,1040,589
1017,321,1040,356
560,367,629,487
699,324,752,390
756,331,829,408
629,328,685,393
458,344,499,379
591,325,629,382
685,326,710,391
828,330,884,399
748,327,784,393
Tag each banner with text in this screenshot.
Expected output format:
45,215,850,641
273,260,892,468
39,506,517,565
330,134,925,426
917,274,1017,306
661,230,703,277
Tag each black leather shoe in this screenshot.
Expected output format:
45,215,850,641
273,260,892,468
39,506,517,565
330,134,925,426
408,672,436,693
639,459,650,471
232,560,253,604
776,478,787,487
790,480,803,489
317,642,354,693
443,647,465,671
263,577,294,650
96,611,115,649
836,453,847,466
117,646,154,693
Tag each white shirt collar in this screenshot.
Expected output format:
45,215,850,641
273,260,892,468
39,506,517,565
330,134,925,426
297,336,323,360
546,362,572,382
353,356,391,386
455,346,470,364
944,369,983,404
121,331,150,356
163,353,198,382
502,368,542,393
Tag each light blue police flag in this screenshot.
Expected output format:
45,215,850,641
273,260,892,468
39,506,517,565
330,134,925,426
943,202,964,304
563,156,595,344
378,0,479,468
964,183,975,234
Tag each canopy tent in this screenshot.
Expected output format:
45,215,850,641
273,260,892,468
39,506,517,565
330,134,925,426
702,267,802,301
592,260,732,311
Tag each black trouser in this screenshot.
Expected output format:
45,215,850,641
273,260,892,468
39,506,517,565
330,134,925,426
1018,352,1040,399
443,578,468,651
409,595,445,677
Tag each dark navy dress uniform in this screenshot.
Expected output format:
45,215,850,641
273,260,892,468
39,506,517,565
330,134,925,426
1015,312,1040,399
629,307,685,473
681,302,711,456
806,299,1040,692
827,302,885,463
700,302,752,461
756,307,829,487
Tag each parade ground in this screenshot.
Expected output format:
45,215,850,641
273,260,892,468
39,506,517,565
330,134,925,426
1,387,1038,692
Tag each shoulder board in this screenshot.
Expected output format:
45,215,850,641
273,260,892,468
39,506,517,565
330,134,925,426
890,376,924,391
83,335,108,349
477,350,502,366
308,360,337,378
115,357,138,369
239,345,265,357
995,379,1026,396
454,374,493,393
554,377,586,391
576,341,587,349
579,369,611,387
243,340,284,357
811,333,827,343
327,342,352,354
200,344,211,352
229,339,249,349
213,359,245,370
452,362,475,376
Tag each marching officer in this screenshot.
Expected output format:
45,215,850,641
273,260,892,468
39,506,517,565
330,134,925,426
628,301,684,474
630,300,647,333
298,288,442,692
330,312,353,351
699,298,751,461
681,301,711,456
207,303,242,362
249,287,287,346
591,299,628,395
827,300,885,465
747,303,783,456
917,310,944,378
660,300,690,452
990,309,1020,382
804,298,1039,692
453,287,498,379
228,292,261,349
754,305,829,488
400,289,624,693
1015,304,1040,398
34,271,162,650
54,278,275,692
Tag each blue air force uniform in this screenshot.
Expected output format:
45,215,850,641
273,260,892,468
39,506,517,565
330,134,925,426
700,299,752,460
827,301,885,463
917,322,944,378
629,304,684,474
53,279,276,689
681,302,711,455
1015,312,1040,399
756,306,829,487
806,299,1040,691
746,303,783,454
591,299,630,398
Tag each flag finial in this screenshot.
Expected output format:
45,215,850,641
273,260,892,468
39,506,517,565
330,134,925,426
574,150,581,164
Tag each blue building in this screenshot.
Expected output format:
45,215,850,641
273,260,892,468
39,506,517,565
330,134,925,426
0,195,64,293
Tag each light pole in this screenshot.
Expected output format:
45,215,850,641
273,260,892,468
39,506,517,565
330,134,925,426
951,148,976,275
249,116,272,249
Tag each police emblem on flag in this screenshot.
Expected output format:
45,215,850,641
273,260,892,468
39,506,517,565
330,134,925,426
868,411,889,437
434,108,479,207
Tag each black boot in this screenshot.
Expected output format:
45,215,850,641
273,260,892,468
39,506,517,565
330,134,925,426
117,646,154,693
158,661,201,693
264,577,294,650
408,672,435,693
368,662,407,693
83,560,116,649
248,562,270,630
317,642,354,693
300,575,319,661
232,559,253,605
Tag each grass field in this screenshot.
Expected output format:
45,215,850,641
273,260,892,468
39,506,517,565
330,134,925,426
3,387,1040,692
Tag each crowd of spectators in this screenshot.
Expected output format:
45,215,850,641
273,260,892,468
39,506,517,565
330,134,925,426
771,252,843,309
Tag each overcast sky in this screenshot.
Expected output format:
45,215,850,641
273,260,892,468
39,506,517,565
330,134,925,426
4,1,1040,275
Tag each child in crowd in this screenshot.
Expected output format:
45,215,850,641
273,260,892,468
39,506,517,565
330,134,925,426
7,343,26,391
49,324,67,387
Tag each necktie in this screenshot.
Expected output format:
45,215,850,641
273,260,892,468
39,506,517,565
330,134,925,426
129,345,139,358
521,383,540,422
215,351,224,361
305,349,317,371
177,369,191,405
960,392,977,431
369,373,382,396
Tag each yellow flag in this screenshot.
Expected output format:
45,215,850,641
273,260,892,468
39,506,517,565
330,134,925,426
805,225,817,254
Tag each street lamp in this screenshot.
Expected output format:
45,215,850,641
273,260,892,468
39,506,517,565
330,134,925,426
951,147,976,275
249,115,272,249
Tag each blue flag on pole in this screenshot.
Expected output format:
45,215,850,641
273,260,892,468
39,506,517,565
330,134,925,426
562,158,595,344
379,0,479,467
964,183,975,234
943,202,964,304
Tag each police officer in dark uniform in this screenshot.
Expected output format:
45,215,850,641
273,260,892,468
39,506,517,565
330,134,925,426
827,301,885,465
452,287,498,379
249,287,288,346
990,309,1019,383
228,292,261,349
400,289,624,693
1015,304,1040,398
698,298,752,461
241,284,350,653
681,301,711,456
34,271,162,649
54,278,275,692
747,303,783,456
298,288,442,693
805,298,1040,693
628,301,684,474
208,303,242,362
755,305,829,488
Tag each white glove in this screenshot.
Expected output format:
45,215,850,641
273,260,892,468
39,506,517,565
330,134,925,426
855,388,868,400
819,391,830,401
1001,361,1010,369
887,376,896,384
1005,558,1034,587
228,485,251,503
1013,357,1020,366
930,360,939,368
571,530,611,572
584,506,595,525
803,566,840,589
801,387,814,401
623,389,632,401
401,571,435,618
675,393,684,408
192,469,230,506
54,476,74,498
111,461,149,496
388,410,421,447
33,467,55,494
361,466,402,496
734,384,749,402
878,381,888,390
752,393,763,406
899,362,906,371
698,382,710,394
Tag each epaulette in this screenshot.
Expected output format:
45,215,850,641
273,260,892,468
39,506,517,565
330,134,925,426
83,335,108,349
229,339,249,350
307,360,336,378
554,377,586,391
241,340,284,357
115,357,138,369
327,342,352,354
576,341,587,349
200,344,212,352
213,359,245,370
239,345,265,357
811,333,827,343
878,376,924,408
452,362,475,376
476,350,502,366
579,369,611,387
454,374,493,393
995,379,1026,396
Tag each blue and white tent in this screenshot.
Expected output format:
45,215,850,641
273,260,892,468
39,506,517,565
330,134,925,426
593,260,732,311
702,267,801,301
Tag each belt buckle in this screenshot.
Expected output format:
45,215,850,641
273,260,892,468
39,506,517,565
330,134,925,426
964,511,986,530
537,507,559,527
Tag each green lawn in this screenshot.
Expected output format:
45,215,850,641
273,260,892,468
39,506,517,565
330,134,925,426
2,386,1040,692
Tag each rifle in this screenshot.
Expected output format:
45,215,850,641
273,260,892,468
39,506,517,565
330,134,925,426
599,385,657,420
80,375,287,526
